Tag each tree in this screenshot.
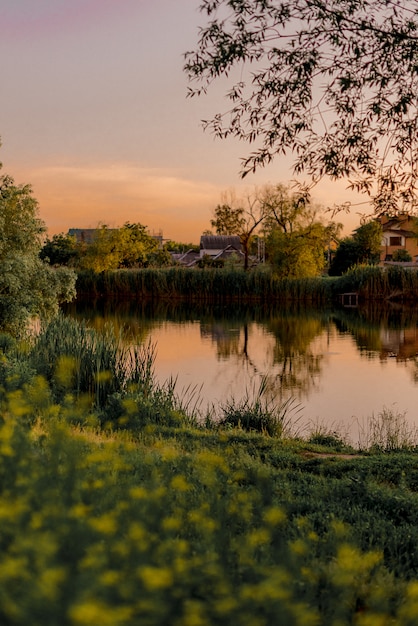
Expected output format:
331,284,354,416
260,184,341,277
78,223,169,272
40,232,80,266
260,184,309,235
0,172,76,336
164,240,200,254
328,238,364,276
353,220,383,262
211,191,266,269
210,203,246,235
329,220,382,275
185,1,418,213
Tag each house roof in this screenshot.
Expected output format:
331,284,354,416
68,228,103,244
212,246,245,260
383,228,415,237
200,235,242,250
377,215,417,239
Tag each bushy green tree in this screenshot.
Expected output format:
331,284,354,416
79,223,170,272
261,184,341,278
266,223,330,278
40,232,79,266
185,0,418,213
0,171,76,336
329,220,382,275
354,220,383,262
328,238,363,276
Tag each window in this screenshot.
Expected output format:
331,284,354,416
389,236,402,246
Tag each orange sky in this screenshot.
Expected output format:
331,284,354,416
0,0,368,244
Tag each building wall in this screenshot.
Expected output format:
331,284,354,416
378,215,418,262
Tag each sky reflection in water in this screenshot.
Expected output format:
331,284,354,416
65,301,418,445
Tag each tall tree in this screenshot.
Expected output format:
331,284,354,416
185,1,418,213
0,172,76,336
260,184,341,277
210,203,246,235
211,190,266,269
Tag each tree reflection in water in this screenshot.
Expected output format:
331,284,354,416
332,304,418,386
62,299,418,420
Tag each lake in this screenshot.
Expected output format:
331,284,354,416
63,300,418,446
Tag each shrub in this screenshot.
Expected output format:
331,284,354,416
392,248,413,262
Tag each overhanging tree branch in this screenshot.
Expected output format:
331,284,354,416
185,0,418,214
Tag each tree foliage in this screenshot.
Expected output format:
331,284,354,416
329,220,382,275
261,184,340,277
40,232,80,266
210,203,246,235
185,0,418,213
211,190,266,269
164,240,200,254
0,173,76,336
79,223,171,272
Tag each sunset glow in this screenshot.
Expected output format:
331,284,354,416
1,0,366,243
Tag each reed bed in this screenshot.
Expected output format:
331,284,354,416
76,268,335,304
334,265,418,302
76,266,418,305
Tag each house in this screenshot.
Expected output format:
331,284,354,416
68,228,164,248
170,249,200,267
68,228,103,244
199,235,244,261
377,214,418,264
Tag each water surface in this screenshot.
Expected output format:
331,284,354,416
64,300,418,444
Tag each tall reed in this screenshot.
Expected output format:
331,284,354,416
28,314,156,408
333,265,418,302
76,268,335,304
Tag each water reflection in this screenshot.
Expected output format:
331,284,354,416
63,300,418,440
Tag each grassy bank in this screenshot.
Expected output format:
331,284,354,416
2,316,418,624
1,407,418,624
75,265,418,304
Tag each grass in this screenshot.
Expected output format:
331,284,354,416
217,375,304,437
1,410,418,624
357,406,418,452
2,316,418,623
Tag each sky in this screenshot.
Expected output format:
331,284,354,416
0,0,367,243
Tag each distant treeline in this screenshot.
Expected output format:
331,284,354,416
75,265,418,304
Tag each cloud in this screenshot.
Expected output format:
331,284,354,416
21,162,219,242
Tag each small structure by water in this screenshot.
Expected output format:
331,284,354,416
338,292,359,307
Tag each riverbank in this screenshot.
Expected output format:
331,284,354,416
1,411,418,624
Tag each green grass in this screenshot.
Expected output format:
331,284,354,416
2,316,418,624
0,411,418,624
